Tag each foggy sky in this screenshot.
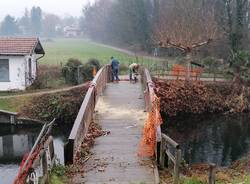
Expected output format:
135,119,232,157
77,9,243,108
0,0,95,20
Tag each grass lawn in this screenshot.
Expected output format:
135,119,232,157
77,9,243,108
0,38,159,112
40,38,153,66
0,96,30,112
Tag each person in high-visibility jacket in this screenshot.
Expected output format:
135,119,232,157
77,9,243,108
129,63,139,82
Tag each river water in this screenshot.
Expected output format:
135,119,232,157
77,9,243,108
163,114,250,167
0,124,72,184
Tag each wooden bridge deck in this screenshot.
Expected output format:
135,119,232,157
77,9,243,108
74,81,156,184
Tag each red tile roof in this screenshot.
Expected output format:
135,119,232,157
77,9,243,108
0,37,45,56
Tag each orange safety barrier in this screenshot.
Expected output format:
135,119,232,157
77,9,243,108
92,66,97,77
171,64,187,76
138,94,163,157
171,64,203,78
14,146,40,184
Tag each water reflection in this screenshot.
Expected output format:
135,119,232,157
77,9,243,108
0,124,72,184
163,114,250,166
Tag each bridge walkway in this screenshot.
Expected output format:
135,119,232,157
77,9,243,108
73,81,156,184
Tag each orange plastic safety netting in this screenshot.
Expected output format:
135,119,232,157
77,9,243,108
138,94,163,157
172,64,203,78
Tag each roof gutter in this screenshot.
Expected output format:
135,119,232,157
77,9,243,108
37,53,45,61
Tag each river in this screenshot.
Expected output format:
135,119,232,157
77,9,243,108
163,114,250,167
0,124,72,184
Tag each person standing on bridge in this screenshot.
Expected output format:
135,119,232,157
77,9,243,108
111,56,120,82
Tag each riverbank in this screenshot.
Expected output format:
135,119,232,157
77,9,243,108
160,159,250,184
18,84,88,123
156,79,250,183
155,79,250,118
160,114,250,183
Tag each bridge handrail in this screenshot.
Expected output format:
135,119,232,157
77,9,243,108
142,67,181,184
64,65,111,164
14,119,55,184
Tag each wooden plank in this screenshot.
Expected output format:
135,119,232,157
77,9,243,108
162,133,179,149
0,109,17,115
165,150,175,163
65,65,111,164
79,81,156,184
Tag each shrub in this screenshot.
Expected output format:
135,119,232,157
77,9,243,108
62,58,83,85
80,58,101,81
62,58,102,85
228,50,250,82
201,57,222,73
28,65,63,89
88,58,101,70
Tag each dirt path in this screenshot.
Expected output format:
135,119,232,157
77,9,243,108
0,83,89,99
93,42,165,62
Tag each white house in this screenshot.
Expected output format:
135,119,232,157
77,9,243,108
0,37,45,91
63,26,81,37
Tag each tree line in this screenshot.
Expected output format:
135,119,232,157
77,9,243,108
81,0,154,51
0,6,79,37
81,0,250,53
82,0,249,85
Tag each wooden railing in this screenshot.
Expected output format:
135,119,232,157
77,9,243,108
142,67,217,184
30,136,55,184
64,65,111,164
14,119,56,184
0,109,17,124
160,134,181,184
141,67,181,184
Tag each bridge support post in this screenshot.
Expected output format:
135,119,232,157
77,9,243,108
159,138,166,169
173,148,181,184
208,164,216,184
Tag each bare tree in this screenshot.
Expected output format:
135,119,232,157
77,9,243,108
153,0,220,79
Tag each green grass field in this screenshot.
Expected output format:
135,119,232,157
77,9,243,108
0,96,29,112
40,39,145,66
0,38,162,111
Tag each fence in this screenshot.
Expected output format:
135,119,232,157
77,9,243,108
141,67,182,184
160,134,181,184
64,65,111,164
0,109,17,124
150,65,226,82
14,119,55,184
142,67,217,184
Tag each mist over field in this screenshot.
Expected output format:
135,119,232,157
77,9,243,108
0,0,95,20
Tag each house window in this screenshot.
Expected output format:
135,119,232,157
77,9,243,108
0,59,9,82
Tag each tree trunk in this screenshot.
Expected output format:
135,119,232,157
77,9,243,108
185,52,192,81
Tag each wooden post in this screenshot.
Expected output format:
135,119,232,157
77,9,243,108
10,115,15,124
208,164,216,184
42,151,49,184
159,138,166,169
173,148,181,184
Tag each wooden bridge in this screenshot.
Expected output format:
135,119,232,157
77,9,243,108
14,64,219,184
65,65,162,184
